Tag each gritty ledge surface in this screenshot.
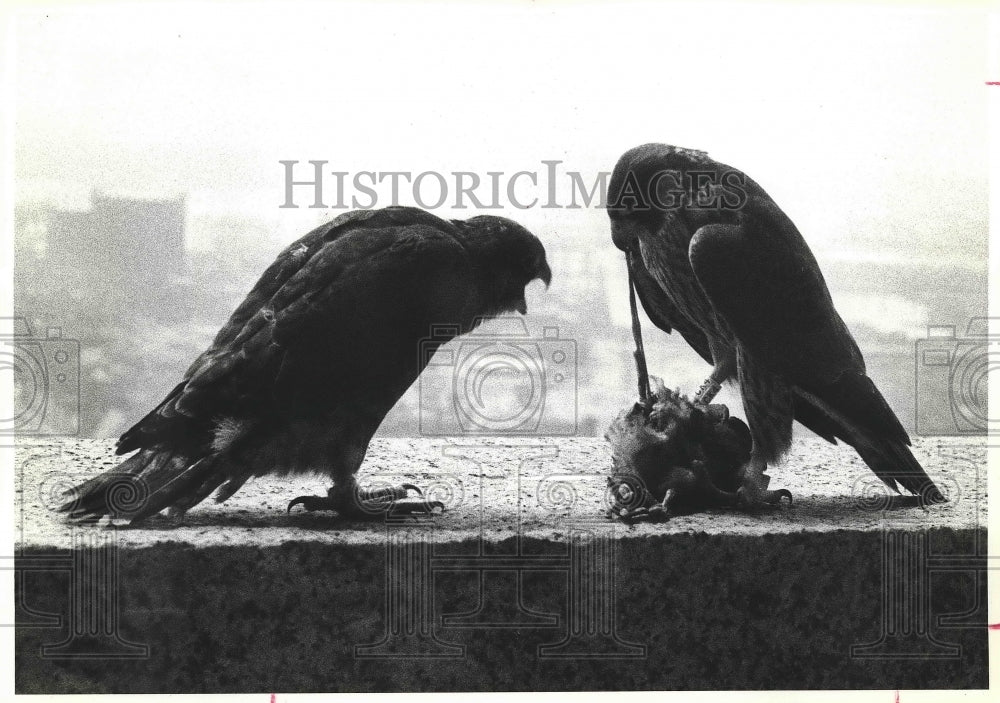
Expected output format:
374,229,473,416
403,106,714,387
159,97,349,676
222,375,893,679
15,435,986,548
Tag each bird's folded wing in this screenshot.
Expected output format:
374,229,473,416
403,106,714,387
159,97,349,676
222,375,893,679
204,209,380,353
687,220,864,387
629,253,713,365
117,210,469,453
688,219,911,447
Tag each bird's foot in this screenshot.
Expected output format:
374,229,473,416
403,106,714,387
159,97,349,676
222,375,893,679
608,487,676,524
735,485,793,511
287,483,444,518
733,457,792,511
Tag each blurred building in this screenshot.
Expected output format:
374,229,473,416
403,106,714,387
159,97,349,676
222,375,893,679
45,191,186,286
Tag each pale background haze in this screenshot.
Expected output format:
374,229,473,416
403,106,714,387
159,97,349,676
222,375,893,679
9,1,991,440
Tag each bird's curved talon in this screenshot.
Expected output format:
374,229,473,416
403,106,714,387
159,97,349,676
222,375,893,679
735,486,793,510
353,483,443,517
287,495,334,514
610,501,672,524
287,485,442,518
770,489,793,505
357,483,424,504
647,504,669,521
614,505,645,524
736,487,758,510
661,488,675,508
388,498,445,516
393,483,423,498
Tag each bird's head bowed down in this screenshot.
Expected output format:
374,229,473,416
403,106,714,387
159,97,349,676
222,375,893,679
457,215,552,316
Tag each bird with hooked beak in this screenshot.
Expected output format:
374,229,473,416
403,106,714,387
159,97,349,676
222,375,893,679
61,206,552,523
607,143,944,513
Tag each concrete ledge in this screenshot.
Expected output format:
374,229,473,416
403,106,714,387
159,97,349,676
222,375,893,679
13,437,989,692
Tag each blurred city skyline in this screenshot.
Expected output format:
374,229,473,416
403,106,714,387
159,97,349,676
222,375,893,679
12,184,986,439
8,1,991,440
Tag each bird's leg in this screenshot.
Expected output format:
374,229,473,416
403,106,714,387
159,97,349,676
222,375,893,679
693,352,735,406
735,450,793,509
693,375,723,406
286,426,444,518
626,251,652,408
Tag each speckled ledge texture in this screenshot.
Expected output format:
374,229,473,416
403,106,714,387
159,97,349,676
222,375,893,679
14,436,989,692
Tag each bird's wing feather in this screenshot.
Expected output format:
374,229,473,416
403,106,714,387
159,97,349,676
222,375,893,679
630,253,714,365
117,209,470,454
687,218,864,388
205,209,380,352
687,217,929,493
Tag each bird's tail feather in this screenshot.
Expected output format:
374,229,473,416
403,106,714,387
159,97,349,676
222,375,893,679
58,447,220,524
854,439,946,504
794,382,944,503
125,455,222,523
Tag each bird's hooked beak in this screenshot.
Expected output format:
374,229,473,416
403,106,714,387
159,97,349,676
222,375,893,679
610,220,639,253
515,259,551,314
537,261,552,289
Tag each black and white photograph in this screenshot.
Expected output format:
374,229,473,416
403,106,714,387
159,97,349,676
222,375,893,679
3,0,996,697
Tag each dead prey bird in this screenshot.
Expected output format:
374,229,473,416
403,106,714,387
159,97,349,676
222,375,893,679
60,207,551,524
606,143,944,512
606,378,756,523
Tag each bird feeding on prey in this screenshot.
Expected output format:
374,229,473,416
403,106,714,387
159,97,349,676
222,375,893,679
60,206,552,524
604,143,945,522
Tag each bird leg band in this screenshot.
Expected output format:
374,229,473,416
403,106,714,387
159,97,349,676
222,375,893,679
693,377,723,405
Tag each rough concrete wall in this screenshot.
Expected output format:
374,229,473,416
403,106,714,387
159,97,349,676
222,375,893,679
16,530,987,693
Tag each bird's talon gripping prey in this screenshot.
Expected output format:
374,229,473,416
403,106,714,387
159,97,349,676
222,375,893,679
772,489,793,505
616,506,647,523
622,505,669,524
57,207,551,525
735,486,794,511
649,487,675,520
646,504,669,521
612,488,674,524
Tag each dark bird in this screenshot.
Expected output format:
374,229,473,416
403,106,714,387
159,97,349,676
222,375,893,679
60,206,552,523
607,143,944,507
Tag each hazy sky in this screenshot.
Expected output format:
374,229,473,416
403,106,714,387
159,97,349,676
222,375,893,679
9,1,991,267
